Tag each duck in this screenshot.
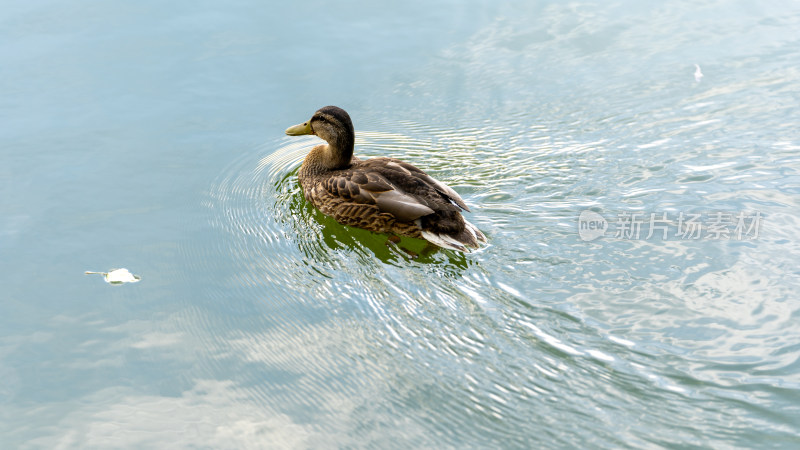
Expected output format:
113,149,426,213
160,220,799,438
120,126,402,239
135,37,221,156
285,106,486,252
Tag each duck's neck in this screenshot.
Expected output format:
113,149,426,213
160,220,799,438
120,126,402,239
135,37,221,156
326,132,354,169
300,140,354,177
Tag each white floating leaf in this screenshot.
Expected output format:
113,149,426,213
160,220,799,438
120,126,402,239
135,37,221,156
694,64,703,82
85,268,141,285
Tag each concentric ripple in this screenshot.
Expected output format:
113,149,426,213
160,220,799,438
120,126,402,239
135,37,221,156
199,115,800,447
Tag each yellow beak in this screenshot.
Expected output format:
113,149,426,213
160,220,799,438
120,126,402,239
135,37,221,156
285,121,312,136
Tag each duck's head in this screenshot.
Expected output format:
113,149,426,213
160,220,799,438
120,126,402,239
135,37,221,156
285,106,355,150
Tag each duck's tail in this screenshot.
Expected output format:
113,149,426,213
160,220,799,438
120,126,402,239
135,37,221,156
420,219,487,252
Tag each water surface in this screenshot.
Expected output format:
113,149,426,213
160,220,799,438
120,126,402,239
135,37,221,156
2,0,799,448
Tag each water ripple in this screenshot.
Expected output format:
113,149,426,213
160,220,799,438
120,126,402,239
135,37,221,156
197,96,800,445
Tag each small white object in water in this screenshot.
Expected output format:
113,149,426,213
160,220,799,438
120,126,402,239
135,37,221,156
85,268,141,285
694,64,703,82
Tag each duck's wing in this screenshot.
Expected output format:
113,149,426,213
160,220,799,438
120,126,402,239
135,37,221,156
359,158,470,212
319,169,438,222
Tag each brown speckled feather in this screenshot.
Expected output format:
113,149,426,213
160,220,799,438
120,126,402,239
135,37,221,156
289,106,486,251
301,156,469,237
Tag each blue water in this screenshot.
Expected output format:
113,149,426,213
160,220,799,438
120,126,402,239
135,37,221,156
2,0,800,448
